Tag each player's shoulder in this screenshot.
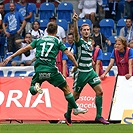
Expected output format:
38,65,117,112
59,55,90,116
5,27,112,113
42,36,61,43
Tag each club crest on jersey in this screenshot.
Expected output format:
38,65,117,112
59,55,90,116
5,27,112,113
87,41,93,51
89,46,93,51
83,44,93,51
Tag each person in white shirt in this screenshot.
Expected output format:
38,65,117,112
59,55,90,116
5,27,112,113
44,16,66,43
78,0,103,24
11,33,36,66
29,20,44,40
120,18,133,43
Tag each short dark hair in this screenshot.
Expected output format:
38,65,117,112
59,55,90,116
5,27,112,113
47,22,57,34
67,32,74,36
93,22,100,28
126,17,132,20
33,20,40,25
49,16,56,21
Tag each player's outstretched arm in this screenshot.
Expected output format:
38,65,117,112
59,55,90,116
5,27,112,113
73,11,80,43
64,49,78,68
3,45,33,65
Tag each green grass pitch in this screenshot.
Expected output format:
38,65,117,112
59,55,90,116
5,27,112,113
0,123,133,133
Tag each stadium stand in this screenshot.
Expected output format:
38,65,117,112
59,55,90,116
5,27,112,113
102,52,111,66
107,35,117,52
4,2,10,14
102,0,107,7
115,0,125,21
99,19,114,38
4,2,36,22
56,19,68,32
29,3,37,22
39,19,49,30
39,2,55,20
116,18,126,36
56,2,73,23
78,19,92,29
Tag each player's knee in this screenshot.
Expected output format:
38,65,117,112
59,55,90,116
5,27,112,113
74,92,80,100
58,81,67,90
95,88,103,96
97,90,103,96
29,86,37,95
100,91,103,96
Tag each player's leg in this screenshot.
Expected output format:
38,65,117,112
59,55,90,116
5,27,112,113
63,84,88,126
93,84,103,119
29,73,44,95
65,71,88,125
93,84,109,124
48,71,87,126
48,71,79,109
89,70,109,124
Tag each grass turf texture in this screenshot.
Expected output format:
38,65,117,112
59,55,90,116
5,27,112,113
0,124,133,133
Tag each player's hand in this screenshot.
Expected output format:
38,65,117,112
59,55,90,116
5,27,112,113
125,74,132,80
2,56,13,65
0,62,5,67
72,11,78,22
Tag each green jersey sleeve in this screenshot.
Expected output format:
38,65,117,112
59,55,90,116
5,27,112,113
75,38,84,47
30,39,39,49
59,41,67,52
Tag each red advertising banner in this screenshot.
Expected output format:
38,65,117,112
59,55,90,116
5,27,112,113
0,77,116,121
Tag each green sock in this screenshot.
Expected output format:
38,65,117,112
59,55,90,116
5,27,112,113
29,86,37,95
65,93,78,109
95,95,102,119
66,103,72,118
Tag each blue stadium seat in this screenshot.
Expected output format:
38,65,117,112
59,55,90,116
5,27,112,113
102,0,108,7
39,19,49,30
39,2,55,20
4,3,10,14
102,52,111,66
56,19,68,31
116,18,126,36
57,2,73,23
99,19,114,38
108,35,117,52
78,19,92,29
29,3,36,22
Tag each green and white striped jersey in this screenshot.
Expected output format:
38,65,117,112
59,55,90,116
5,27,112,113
75,38,93,72
30,36,67,72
